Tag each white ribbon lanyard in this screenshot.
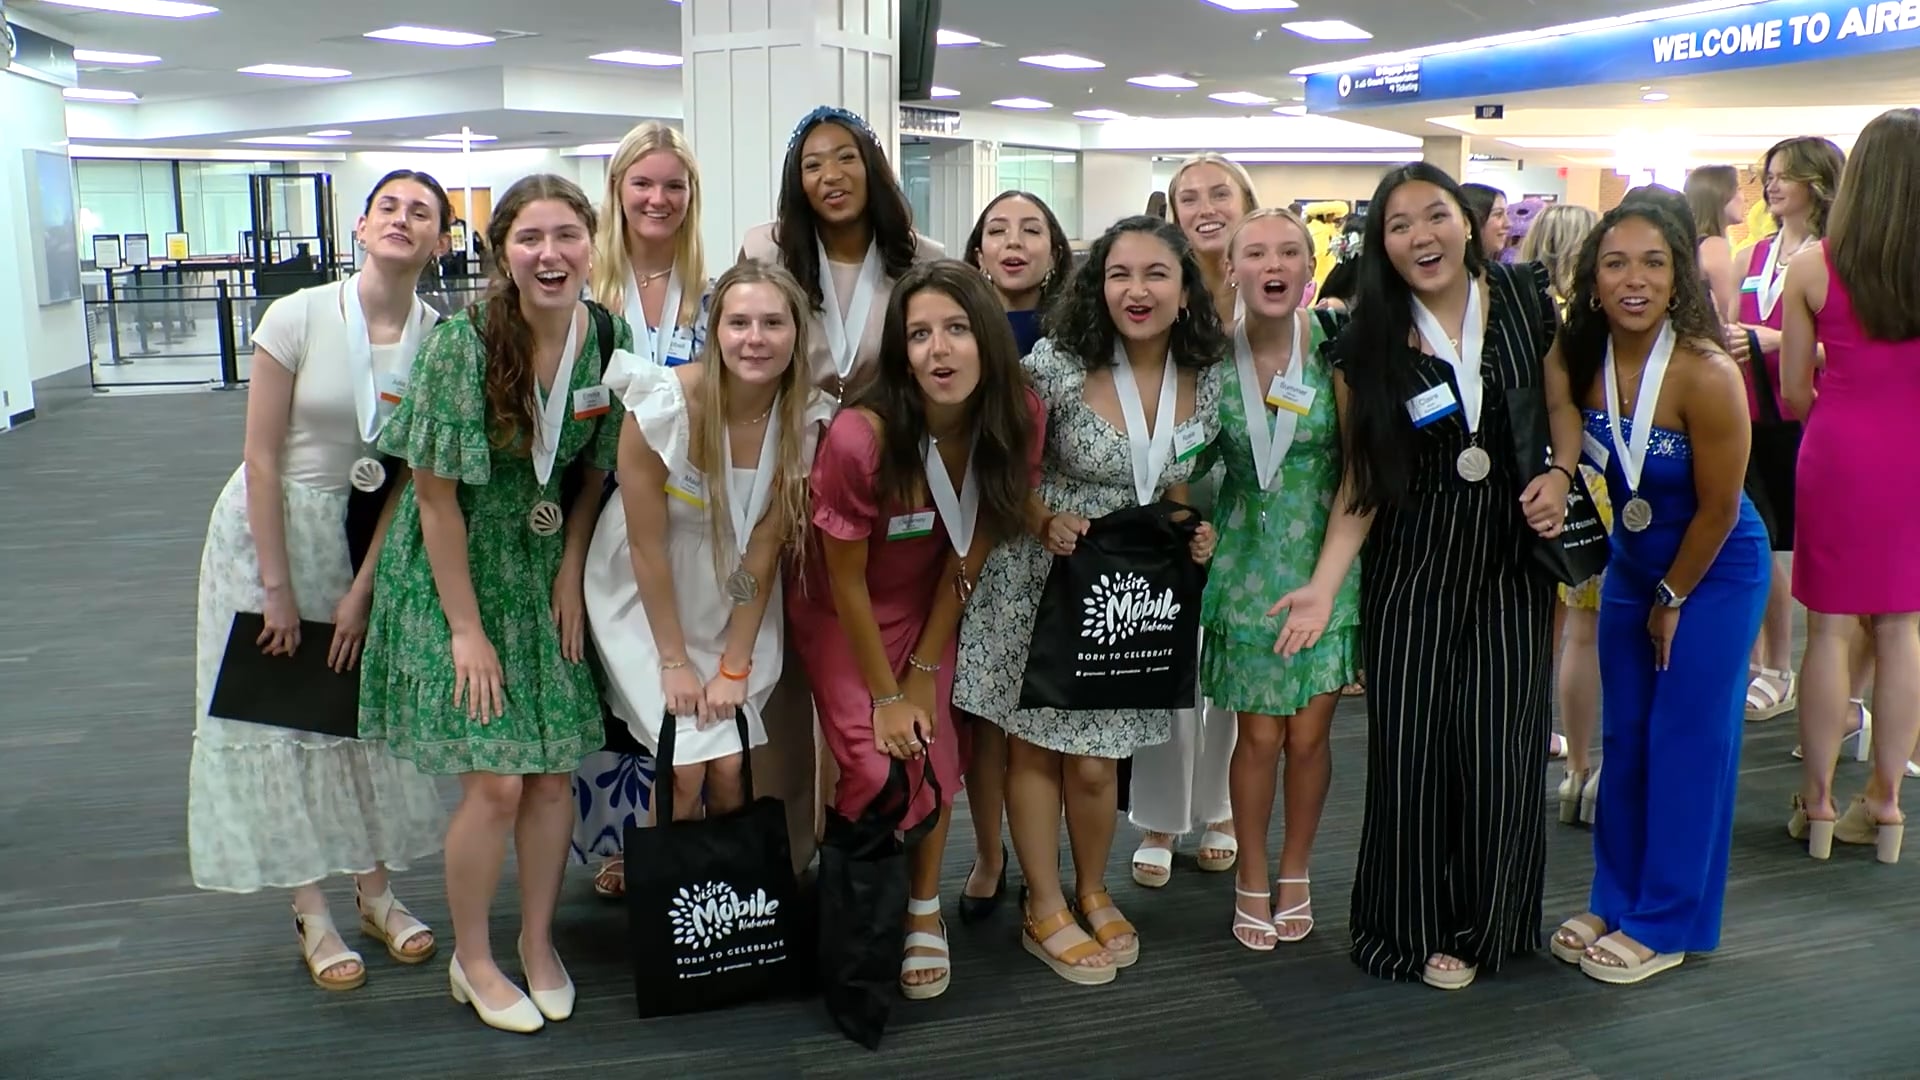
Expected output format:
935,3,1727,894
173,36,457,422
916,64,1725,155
1410,279,1486,438
1756,237,1791,322
816,241,884,381
923,433,980,558
1111,343,1178,507
626,266,685,368
341,273,431,444
720,399,783,560
531,308,584,486
1233,312,1308,492
1603,319,1678,498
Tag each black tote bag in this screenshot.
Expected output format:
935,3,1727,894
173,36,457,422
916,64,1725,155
1503,384,1610,587
1743,328,1801,550
623,709,806,1018
1017,500,1205,712
816,744,941,1050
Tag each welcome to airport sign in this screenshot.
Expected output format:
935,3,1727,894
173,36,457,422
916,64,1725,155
1304,0,1920,112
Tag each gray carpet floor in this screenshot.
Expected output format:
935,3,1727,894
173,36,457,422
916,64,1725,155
1,391,1915,1080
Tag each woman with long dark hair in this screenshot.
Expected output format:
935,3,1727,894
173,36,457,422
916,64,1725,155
955,216,1226,984
1684,165,1744,320
1546,200,1766,985
790,259,1043,999
1271,163,1580,990
358,174,629,1033
189,169,452,992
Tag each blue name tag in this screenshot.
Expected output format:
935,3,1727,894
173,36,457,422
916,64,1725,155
1405,384,1460,429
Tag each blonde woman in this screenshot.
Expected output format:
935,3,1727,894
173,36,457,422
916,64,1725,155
1128,152,1260,887
574,120,717,897
1521,202,1605,823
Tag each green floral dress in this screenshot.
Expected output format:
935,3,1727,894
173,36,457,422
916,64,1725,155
359,304,630,775
1199,313,1360,716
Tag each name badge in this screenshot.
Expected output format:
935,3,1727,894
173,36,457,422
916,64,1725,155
1582,430,1611,471
1740,274,1763,295
377,371,409,406
1405,383,1460,428
1172,421,1207,463
1266,374,1317,416
573,385,612,420
665,327,697,365
887,509,936,540
664,463,706,508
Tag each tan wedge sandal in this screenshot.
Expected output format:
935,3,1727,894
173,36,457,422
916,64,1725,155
1074,891,1139,968
356,885,436,964
294,909,365,991
1021,906,1116,986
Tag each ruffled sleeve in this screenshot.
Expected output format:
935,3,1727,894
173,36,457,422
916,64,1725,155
1316,308,1354,372
1196,359,1228,443
585,313,637,472
377,311,491,485
604,349,690,473
809,409,882,542
1021,338,1083,423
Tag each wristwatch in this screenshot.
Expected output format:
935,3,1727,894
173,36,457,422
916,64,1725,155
1654,579,1686,609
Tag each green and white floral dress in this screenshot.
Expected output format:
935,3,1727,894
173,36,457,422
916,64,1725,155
1199,311,1359,716
359,303,629,776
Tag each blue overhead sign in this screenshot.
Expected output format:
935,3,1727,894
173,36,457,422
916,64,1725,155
1306,0,1920,112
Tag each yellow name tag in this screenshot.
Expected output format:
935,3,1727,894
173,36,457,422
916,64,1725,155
1266,374,1317,416
664,463,706,508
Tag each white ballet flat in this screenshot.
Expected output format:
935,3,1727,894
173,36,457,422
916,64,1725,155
517,938,576,1022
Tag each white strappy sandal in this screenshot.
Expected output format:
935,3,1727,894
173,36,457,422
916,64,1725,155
1232,887,1278,952
294,908,365,992
1195,828,1239,873
1272,877,1315,943
900,896,951,1001
1745,666,1797,721
356,885,436,964
1131,838,1175,888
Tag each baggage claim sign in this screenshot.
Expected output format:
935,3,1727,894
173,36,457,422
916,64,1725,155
1305,0,1920,112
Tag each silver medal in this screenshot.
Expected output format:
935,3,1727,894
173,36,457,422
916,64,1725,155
1456,445,1492,482
1622,496,1653,533
349,456,387,494
725,568,758,605
527,500,564,537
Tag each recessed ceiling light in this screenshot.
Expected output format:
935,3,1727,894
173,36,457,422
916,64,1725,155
306,129,352,137
1642,91,1670,101
427,132,500,143
40,0,216,16
1202,0,1300,10
929,86,961,98
1284,20,1372,41
238,63,352,79
1019,53,1104,70
1209,90,1277,105
589,49,683,67
62,87,141,101
234,136,338,146
72,49,163,64
992,97,1053,110
364,26,496,48
1128,73,1198,89
1074,108,1130,121
936,29,980,46
1272,105,1308,116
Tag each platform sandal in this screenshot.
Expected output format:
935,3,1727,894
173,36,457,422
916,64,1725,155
1195,826,1239,873
1073,891,1139,968
1551,913,1606,965
294,908,365,992
1421,953,1477,991
1744,666,1797,721
1580,932,1683,985
1021,905,1116,986
1272,877,1314,943
356,884,436,964
1131,835,1174,888
900,896,951,1000
1231,887,1277,952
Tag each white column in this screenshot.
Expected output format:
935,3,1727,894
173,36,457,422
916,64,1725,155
924,139,998,256
683,0,901,263
1422,135,1471,182
1079,151,1156,241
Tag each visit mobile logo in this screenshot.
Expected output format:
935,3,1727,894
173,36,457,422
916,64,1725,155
668,882,782,949
1081,572,1182,646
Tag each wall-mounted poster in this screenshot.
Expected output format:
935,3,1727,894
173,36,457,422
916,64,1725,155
124,233,151,267
22,149,83,305
165,232,191,260
92,235,124,271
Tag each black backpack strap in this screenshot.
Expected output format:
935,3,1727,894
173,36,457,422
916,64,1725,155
587,300,618,367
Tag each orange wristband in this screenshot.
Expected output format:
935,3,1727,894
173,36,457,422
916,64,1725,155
719,662,751,681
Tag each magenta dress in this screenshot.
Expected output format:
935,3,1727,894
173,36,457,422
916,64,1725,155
1792,243,1920,615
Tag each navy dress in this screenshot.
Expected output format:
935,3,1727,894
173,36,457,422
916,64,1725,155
1006,309,1043,357
1583,410,1768,954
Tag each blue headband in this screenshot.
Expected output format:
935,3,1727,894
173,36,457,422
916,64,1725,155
787,105,878,152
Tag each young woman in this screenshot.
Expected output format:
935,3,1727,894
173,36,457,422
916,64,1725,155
790,259,1044,1000
1461,183,1512,263
358,174,629,1034
188,170,452,992
954,216,1226,985
572,119,715,896
1271,163,1579,990
955,188,1073,923
1130,152,1256,884
1206,209,1358,951
1522,202,1607,823
583,260,832,823
1780,107,1920,865
1547,201,1767,985
1684,165,1744,320
741,105,944,400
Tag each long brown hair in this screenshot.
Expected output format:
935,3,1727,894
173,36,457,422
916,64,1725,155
689,259,818,578
1827,109,1920,341
589,121,705,327
1761,135,1845,237
1683,165,1739,240
480,174,598,452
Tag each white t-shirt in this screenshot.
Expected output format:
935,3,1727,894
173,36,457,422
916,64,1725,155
249,282,434,495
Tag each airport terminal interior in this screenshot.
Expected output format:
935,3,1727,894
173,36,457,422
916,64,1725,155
4,1,1920,1077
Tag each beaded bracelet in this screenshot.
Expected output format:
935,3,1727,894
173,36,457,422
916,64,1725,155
660,659,690,671
872,693,906,708
907,654,939,673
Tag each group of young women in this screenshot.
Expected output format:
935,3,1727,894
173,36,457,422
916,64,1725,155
187,102,1920,1032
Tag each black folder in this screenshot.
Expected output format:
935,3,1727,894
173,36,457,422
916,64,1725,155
207,612,361,737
